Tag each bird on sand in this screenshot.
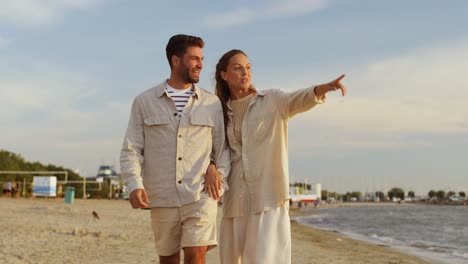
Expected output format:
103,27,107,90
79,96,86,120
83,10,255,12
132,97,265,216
92,211,100,220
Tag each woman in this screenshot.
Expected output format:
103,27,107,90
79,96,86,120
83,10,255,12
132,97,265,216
215,49,346,264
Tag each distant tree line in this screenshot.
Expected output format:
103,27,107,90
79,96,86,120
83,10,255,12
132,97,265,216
0,149,82,180
290,181,466,202
0,149,112,198
427,190,466,200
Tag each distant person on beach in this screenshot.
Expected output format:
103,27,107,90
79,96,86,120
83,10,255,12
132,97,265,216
28,182,34,198
3,181,12,198
13,181,20,198
10,181,17,198
214,49,347,264
57,184,63,198
120,34,230,264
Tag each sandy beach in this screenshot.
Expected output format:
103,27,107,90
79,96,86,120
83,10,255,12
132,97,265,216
0,198,433,264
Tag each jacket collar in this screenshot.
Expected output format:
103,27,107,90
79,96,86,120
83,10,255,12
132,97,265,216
155,80,200,99
226,88,263,112
256,89,265,96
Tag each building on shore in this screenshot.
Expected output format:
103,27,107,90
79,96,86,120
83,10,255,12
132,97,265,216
289,183,321,204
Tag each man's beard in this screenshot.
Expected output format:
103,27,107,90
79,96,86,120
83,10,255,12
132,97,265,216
181,66,200,83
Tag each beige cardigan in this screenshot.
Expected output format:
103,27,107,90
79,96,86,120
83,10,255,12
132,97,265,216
222,86,323,218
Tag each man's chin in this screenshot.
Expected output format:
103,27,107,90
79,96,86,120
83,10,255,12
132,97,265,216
188,77,199,83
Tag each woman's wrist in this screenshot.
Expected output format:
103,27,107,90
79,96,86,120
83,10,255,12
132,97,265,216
314,84,324,98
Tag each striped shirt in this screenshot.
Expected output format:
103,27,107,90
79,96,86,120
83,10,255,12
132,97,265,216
165,83,194,116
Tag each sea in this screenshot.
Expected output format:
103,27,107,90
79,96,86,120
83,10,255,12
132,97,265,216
295,204,468,264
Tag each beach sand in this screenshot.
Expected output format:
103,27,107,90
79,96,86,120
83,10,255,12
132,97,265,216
0,198,432,263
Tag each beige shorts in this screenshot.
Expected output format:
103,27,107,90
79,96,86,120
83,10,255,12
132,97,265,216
150,194,218,256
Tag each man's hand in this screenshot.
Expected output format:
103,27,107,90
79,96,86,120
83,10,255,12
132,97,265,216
129,189,150,209
204,163,221,200
314,74,347,99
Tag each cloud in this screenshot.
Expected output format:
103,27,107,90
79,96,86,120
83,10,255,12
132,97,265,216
202,8,256,29
202,0,328,29
264,0,328,17
330,40,468,135
255,38,468,151
0,58,128,176
0,61,97,112
0,0,102,26
294,39,468,134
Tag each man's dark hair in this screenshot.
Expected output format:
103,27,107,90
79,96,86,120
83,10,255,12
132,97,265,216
166,34,204,69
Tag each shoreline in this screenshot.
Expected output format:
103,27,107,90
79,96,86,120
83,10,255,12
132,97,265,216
289,206,444,264
290,220,434,264
1,198,436,263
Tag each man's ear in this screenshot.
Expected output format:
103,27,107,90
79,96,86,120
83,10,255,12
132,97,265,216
171,55,181,68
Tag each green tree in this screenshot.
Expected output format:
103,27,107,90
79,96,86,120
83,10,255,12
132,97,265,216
428,190,436,198
0,151,23,180
321,190,328,200
388,187,405,200
0,149,86,197
342,192,361,202
447,191,456,198
351,191,362,200
459,191,466,198
408,191,415,198
436,190,446,200
375,191,385,201
342,192,350,202
327,192,340,200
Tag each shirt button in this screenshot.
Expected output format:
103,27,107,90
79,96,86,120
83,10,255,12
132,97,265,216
178,180,182,184
178,157,182,161
178,135,182,138
174,113,178,116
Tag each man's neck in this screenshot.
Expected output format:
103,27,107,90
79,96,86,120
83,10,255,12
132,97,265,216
167,74,192,90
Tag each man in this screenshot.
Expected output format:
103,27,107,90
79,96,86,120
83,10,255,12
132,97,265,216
120,34,230,264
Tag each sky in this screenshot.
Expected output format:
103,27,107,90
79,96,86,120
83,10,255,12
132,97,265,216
1,0,467,195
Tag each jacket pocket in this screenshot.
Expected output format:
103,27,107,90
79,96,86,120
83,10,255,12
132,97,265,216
190,115,215,127
144,114,173,148
144,115,170,126
187,114,215,146
251,111,275,143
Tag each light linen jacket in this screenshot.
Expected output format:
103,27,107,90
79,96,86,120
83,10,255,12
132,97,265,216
223,86,323,218
120,81,230,207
